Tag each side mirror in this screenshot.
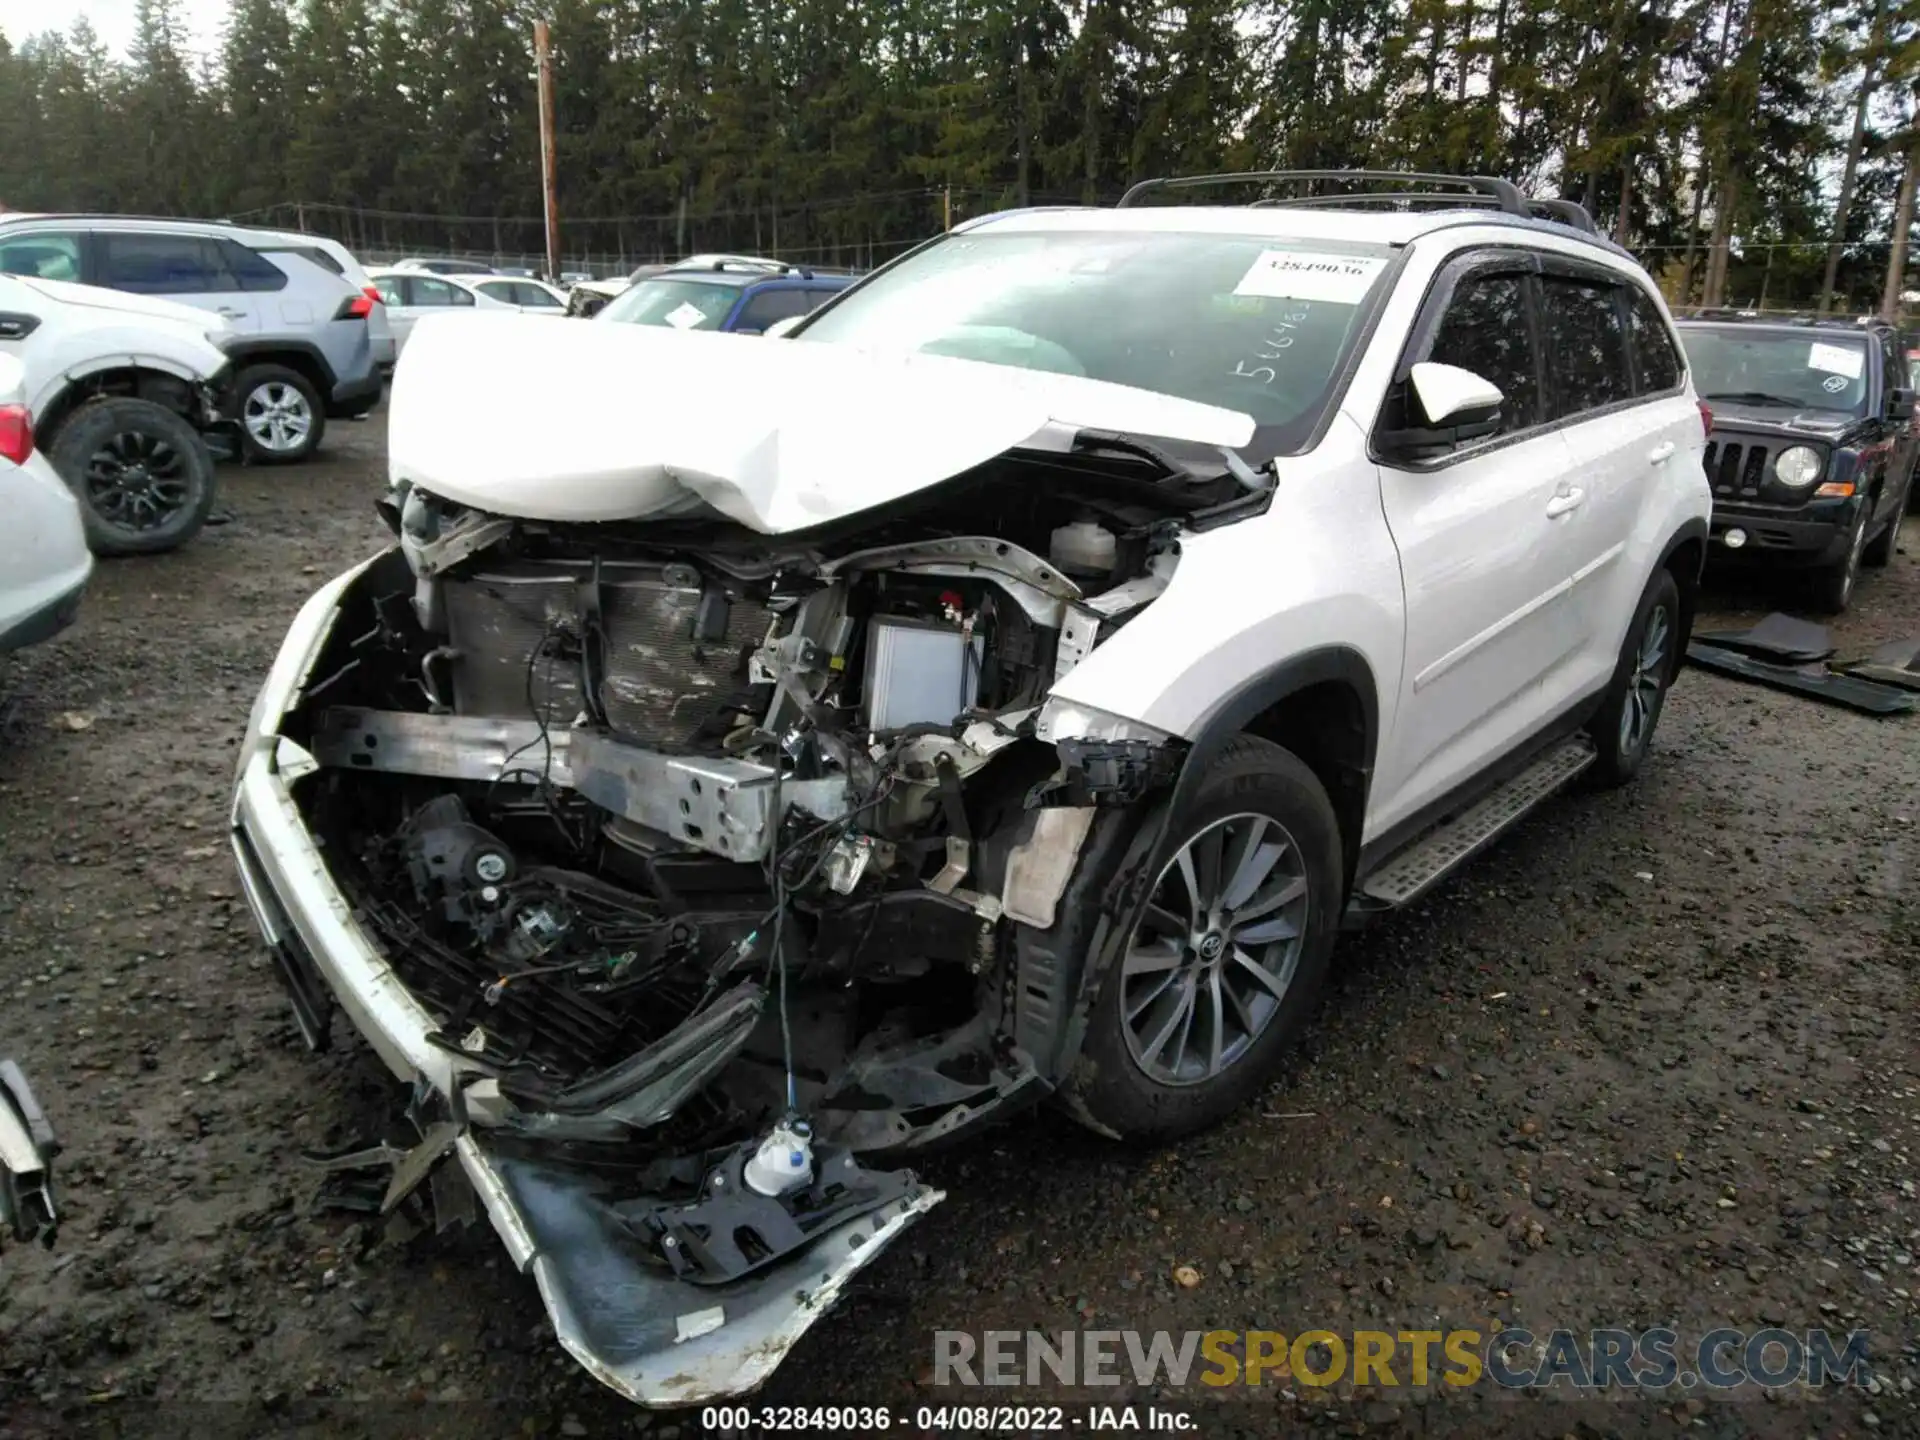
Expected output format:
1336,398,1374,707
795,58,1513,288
1410,361,1504,427
1378,362,1505,460
1887,388,1914,421
764,315,805,339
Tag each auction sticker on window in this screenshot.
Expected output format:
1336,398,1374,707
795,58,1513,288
1806,341,1865,380
1234,250,1388,303
664,302,708,330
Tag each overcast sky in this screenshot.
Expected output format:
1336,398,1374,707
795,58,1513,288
0,0,225,58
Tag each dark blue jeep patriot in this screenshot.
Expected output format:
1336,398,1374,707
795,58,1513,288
595,258,855,336
1676,313,1916,613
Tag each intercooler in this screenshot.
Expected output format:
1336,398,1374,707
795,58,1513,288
442,562,772,753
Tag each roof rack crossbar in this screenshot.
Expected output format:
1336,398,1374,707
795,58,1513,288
1117,169,1528,214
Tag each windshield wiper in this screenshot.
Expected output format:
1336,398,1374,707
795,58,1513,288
1702,390,1810,409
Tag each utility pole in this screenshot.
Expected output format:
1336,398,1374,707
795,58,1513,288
534,19,560,282
943,185,952,231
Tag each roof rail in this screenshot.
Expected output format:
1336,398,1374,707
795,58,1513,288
1118,169,1600,236
1118,169,1527,214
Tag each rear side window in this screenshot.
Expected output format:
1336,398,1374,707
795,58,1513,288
1540,276,1632,417
219,239,288,293
513,282,561,308
261,244,343,276
372,275,405,306
1624,289,1683,394
1424,272,1540,434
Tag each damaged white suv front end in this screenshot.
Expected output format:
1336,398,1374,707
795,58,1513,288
230,213,1411,1404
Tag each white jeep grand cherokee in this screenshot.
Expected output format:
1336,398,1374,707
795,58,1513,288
231,173,1711,1406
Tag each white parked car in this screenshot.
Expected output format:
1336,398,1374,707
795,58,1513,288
367,267,479,356
454,274,570,315
0,352,91,652
0,273,231,555
232,173,1711,1408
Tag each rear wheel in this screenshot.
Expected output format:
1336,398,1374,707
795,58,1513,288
1062,736,1341,1143
235,364,324,463
1585,567,1679,789
47,398,217,556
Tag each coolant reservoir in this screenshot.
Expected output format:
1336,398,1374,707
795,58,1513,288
1049,520,1116,579
744,1120,814,1196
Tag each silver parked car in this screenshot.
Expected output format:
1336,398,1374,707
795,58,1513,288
0,215,384,464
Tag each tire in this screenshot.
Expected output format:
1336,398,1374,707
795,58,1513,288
1061,735,1342,1143
1863,482,1908,568
1585,566,1680,790
1812,503,1870,614
234,364,324,463
46,398,217,557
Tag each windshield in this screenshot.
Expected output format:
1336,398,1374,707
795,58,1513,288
1679,326,1869,416
795,229,1394,453
600,276,745,329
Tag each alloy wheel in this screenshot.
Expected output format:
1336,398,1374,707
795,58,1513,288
242,381,313,454
1120,812,1310,1087
1618,602,1670,758
83,429,193,532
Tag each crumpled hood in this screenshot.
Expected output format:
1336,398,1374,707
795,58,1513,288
387,313,1255,532
11,274,232,338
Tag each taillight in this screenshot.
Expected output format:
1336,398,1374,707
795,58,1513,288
362,284,383,306
0,404,31,465
1697,399,1713,437
334,293,374,320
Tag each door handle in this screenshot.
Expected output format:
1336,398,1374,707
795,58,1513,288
215,307,247,319
1647,441,1676,464
1545,487,1585,518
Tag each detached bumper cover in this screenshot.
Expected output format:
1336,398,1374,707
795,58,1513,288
229,739,942,1405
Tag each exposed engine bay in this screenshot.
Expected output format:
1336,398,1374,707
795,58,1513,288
274,441,1259,1292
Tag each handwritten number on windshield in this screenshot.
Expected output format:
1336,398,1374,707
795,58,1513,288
1231,309,1311,386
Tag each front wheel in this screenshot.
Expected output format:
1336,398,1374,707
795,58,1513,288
1863,483,1907,568
47,398,217,556
1812,505,1870,614
1585,566,1679,789
1062,736,1342,1143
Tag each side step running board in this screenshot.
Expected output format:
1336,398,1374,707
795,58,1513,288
1356,736,1596,910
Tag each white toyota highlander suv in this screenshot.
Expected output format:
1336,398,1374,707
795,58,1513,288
231,173,1712,1406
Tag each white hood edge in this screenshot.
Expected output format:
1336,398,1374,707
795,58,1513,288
386,313,1256,533
13,274,233,338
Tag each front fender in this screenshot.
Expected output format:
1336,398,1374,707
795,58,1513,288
27,328,229,420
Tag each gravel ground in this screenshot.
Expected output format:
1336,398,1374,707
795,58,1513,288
1,415,1916,1440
